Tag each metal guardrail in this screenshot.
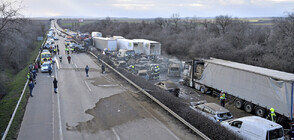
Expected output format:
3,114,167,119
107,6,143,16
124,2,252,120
1,36,47,140
89,52,211,140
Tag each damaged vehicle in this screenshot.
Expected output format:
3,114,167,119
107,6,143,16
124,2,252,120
189,100,233,121
154,80,180,97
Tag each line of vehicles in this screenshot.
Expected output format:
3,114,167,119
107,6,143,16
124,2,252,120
59,26,291,139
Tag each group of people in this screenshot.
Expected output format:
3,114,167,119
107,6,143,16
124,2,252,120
27,61,39,97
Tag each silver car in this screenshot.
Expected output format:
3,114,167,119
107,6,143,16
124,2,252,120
190,100,233,121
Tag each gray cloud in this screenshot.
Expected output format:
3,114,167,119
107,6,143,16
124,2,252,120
21,0,294,17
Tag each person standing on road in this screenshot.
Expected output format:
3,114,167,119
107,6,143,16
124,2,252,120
48,64,52,76
53,78,58,93
85,65,89,77
29,81,35,97
266,108,276,122
57,48,60,55
220,91,226,107
101,64,105,74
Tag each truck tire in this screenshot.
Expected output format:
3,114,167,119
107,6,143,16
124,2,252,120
200,86,207,94
255,107,265,117
234,99,243,109
244,102,254,113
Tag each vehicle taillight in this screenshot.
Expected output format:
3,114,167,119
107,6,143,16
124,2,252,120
49,58,52,60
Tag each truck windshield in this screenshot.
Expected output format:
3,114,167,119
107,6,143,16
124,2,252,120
267,128,284,139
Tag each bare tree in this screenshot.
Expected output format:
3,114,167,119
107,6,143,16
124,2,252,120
169,13,181,30
155,17,164,29
215,15,233,35
0,1,23,41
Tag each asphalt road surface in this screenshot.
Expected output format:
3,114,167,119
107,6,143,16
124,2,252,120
18,24,202,140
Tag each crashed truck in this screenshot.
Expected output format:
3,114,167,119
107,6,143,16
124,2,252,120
93,37,117,53
183,57,294,126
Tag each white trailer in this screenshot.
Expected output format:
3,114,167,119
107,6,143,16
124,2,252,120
93,37,117,52
184,57,294,125
117,39,144,54
133,39,161,55
91,32,102,38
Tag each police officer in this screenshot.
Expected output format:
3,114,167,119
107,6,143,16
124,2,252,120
220,91,226,107
266,108,276,122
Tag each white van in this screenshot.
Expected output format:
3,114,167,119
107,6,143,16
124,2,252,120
221,116,284,140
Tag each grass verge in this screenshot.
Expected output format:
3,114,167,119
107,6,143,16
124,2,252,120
0,40,43,140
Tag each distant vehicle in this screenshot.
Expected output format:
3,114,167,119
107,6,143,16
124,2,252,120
114,60,127,68
54,36,59,40
167,63,181,77
189,101,233,121
73,44,86,53
69,42,76,48
221,116,284,140
79,34,89,40
42,49,50,53
40,52,52,64
137,70,149,80
154,80,180,97
41,61,52,73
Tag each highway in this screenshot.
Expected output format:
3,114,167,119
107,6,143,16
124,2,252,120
17,22,201,140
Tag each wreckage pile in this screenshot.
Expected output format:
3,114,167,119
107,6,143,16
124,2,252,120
93,50,240,140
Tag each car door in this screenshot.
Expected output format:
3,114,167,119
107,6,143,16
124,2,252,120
229,121,243,134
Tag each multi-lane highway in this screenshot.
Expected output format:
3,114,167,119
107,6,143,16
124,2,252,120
17,22,201,140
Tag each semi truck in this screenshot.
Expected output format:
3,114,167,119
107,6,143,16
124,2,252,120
117,39,144,54
93,37,117,52
183,58,294,126
133,39,161,55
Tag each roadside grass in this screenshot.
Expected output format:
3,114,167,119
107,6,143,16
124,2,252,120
0,40,43,140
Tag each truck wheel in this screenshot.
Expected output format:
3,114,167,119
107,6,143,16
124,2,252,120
244,102,254,113
255,107,265,117
200,86,206,94
234,99,243,109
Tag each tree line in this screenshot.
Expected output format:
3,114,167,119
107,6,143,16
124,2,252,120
60,13,294,74
0,1,49,97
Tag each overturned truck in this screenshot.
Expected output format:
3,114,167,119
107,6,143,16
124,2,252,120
184,58,294,126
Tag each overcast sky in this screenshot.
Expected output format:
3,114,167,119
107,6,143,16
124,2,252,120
21,0,294,18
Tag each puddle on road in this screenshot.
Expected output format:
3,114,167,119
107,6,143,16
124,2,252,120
66,92,147,133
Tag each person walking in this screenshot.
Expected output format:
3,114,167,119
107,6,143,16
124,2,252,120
220,91,226,107
85,65,89,77
57,48,60,55
48,64,52,76
266,108,276,122
101,64,105,74
53,78,58,93
67,55,71,64
29,81,35,97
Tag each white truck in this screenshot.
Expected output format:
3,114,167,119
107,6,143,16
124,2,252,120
91,32,102,38
93,37,117,52
117,39,144,54
133,39,161,55
183,57,294,126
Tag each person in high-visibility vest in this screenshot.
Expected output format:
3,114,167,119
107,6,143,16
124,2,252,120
266,108,276,122
220,91,226,107
53,48,56,55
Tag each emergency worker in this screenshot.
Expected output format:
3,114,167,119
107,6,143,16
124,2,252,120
266,108,276,122
220,91,226,107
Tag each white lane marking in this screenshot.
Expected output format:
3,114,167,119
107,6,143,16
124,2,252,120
111,128,121,140
74,64,78,68
52,86,55,140
54,61,63,140
55,56,60,69
84,81,92,92
97,84,119,87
